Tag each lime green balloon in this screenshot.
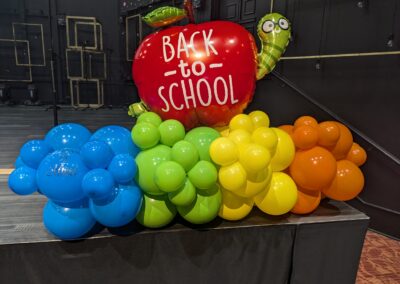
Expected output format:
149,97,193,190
188,160,218,190
154,161,186,193
168,179,196,206
171,141,199,172
184,127,220,162
137,112,162,127
136,193,177,228
177,184,222,224
131,122,160,150
135,145,171,195
158,120,186,147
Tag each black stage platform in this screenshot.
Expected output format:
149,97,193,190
0,106,369,284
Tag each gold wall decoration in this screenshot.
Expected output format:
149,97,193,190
0,39,32,82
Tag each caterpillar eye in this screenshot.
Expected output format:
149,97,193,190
278,18,289,30
262,20,275,33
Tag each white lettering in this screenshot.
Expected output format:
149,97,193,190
182,79,197,109
169,83,184,110
196,78,212,106
203,29,218,56
192,61,206,76
162,36,174,62
229,75,238,104
214,77,229,105
177,32,190,59
158,86,170,111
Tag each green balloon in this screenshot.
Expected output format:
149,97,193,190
171,141,199,172
158,120,186,147
184,127,220,162
136,193,177,228
154,161,186,193
177,184,222,224
131,122,160,150
137,112,162,127
188,160,218,190
168,179,196,206
135,145,171,195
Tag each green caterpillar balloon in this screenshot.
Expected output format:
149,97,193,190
256,13,291,80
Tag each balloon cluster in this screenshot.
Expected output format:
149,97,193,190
131,112,222,228
8,124,142,240
209,111,297,220
279,116,367,214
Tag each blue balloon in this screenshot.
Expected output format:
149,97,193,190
43,200,97,240
89,185,143,227
45,123,91,151
80,140,113,169
36,149,88,203
82,169,114,200
8,166,37,195
108,154,137,184
14,156,26,168
90,126,139,157
20,140,51,169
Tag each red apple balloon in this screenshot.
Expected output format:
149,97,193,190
131,2,291,129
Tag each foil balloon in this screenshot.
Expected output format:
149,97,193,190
131,1,291,129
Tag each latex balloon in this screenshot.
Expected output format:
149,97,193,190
8,166,38,195
248,110,270,128
20,140,51,169
82,169,115,200
177,184,221,224
137,112,162,127
171,140,199,172
108,154,137,184
90,185,142,227
188,160,218,190
136,193,177,228
168,178,196,206
184,127,220,162
251,127,278,155
254,172,298,216
45,123,91,151
239,143,271,174
228,129,252,145
91,126,139,157
322,160,364,201
291,125,319,150
43,200,97,240
80,140,114,169
346,143,367,167
14,156,26,168
291,187,321,215
131,122,160,150
229,114,254,133
329,122,353,160
317,121,340,147
234,166,272,198
218,188,254,221
218,162,247,192
135,145,172,195
289,146,337,191
133,21,258,129
36,149,88,203
158,119,186,147
210,137,238,166
294,116,318,129
278,124,294,135
269,128,295,172
154,161,186,193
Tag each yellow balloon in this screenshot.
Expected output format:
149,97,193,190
251,127,278,156
254,172,298,216
229,114,254,133
239,143,271,174
210,137,238,166
234,167,272,198
228,129,252,145
218,162,247,192
218,188,254,221
270,128,295,172
216,126,230,137
249,111,270,129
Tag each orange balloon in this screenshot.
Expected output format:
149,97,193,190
346,143,367,166
289,146,337,191
292,125,319,150
329,122,353,160
278,124,294,135
318,121,340,147
294,116,318,129
322,160,364,201
291,187,321,214
321,192,327,200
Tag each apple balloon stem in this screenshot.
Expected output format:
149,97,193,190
128,101,149,118
184,0,195,24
